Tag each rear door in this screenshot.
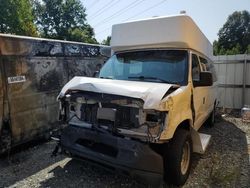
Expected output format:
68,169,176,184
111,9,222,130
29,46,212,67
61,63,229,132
4,56,68,144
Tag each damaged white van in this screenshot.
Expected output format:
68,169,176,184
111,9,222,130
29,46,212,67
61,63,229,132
56,15,217,186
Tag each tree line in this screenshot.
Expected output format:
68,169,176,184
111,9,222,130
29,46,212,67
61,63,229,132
213,10,250,55
0,0,249,53
0,0,97,44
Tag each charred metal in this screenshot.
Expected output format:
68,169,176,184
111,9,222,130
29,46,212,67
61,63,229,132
0,34,110,153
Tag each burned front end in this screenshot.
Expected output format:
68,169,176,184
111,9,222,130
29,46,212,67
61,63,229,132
58,90,166,184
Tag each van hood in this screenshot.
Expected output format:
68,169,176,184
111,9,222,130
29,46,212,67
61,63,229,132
58,76,177,109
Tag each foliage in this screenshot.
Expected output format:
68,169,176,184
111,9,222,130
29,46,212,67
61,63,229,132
101,36,111,46
0,0,37,36
214,10,250,55
33,0,97,43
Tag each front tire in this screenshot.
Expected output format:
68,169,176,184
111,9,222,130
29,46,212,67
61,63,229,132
164,129,192,186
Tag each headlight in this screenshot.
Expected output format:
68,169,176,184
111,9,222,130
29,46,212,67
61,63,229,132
143,111,167,142
146,113,160,122
145,111,166,123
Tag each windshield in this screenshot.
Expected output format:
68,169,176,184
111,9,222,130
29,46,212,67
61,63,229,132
99,50,188,85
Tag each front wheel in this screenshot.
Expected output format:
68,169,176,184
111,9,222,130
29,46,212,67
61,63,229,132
164,129,192,186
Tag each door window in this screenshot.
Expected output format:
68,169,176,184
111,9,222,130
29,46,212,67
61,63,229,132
199,57,208,71
192,54,200,81
199,56,217,82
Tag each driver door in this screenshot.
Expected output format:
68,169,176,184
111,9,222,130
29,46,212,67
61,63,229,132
191,53,207,130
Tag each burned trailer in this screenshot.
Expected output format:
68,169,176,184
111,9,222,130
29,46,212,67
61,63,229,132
0,34,110,153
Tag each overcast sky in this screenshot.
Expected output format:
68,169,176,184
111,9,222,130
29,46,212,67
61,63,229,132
82,0,250,43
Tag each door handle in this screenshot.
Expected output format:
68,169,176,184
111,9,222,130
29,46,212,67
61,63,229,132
203,97,205,104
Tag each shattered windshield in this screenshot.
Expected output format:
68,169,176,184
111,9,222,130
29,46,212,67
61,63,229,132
99,50,188,85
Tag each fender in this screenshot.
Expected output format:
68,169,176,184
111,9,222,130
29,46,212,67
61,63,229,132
160,85,193,140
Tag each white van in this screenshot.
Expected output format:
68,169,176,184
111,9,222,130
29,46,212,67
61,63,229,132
56,15,217,186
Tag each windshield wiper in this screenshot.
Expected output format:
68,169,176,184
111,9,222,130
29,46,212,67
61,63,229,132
128,76,177,84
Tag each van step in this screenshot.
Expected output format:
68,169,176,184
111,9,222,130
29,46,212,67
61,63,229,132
191,129,211,154
199,133,211,152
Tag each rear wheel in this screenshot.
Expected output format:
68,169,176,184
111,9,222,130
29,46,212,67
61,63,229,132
164,129,192,186
206,106,215,127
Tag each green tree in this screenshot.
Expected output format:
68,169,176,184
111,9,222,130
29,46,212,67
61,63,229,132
214,10,250,55
247,44,250,54
0,0,37,36
101,36,111,46
34,0,97,43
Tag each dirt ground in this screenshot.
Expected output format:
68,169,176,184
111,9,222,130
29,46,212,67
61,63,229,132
0,116,249,188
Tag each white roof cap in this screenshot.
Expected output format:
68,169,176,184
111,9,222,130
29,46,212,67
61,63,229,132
111,14,213,58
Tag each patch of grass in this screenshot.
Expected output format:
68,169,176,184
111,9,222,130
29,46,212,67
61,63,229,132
207,152,241,187
209,165,240,187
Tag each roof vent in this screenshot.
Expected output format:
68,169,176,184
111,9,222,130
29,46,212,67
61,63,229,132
180,10,186,14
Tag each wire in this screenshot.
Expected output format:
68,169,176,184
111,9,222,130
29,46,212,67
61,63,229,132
95,0,167,36
87,0,114,19
93,0,145,27
123,0,167,21
88,0,119,20
87,0,100,11
95,26,111,36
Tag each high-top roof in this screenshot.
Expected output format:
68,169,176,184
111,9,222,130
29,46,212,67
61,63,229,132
111,14,213,58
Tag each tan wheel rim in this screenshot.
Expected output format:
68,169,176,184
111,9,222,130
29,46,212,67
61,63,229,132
181,141,190,175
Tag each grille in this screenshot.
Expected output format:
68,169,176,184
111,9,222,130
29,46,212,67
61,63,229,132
79,103,140,129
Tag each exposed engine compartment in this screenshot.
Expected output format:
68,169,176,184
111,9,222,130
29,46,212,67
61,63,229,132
59,91,167,142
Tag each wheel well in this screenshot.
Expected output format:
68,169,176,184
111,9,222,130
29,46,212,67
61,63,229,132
152,120,191,157
176,120,191,131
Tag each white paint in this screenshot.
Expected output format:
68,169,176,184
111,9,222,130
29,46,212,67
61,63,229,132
7,75,26,84
58,76,174,109
111,14,213,58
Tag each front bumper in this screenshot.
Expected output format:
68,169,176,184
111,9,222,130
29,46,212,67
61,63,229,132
60,125,164,185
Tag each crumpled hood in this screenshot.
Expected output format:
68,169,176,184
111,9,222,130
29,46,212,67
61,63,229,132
58,76,175,109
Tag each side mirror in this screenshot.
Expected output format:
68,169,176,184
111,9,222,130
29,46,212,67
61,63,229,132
93,71,100,78
193,72,213,87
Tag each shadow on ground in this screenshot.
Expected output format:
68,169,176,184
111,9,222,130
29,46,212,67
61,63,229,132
0,140,65,187
40,159,140,188
184,119,250,187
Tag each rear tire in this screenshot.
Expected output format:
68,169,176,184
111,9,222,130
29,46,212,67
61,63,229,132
164,129,192,186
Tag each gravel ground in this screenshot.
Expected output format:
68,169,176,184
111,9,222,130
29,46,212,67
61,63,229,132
0,116,249,188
